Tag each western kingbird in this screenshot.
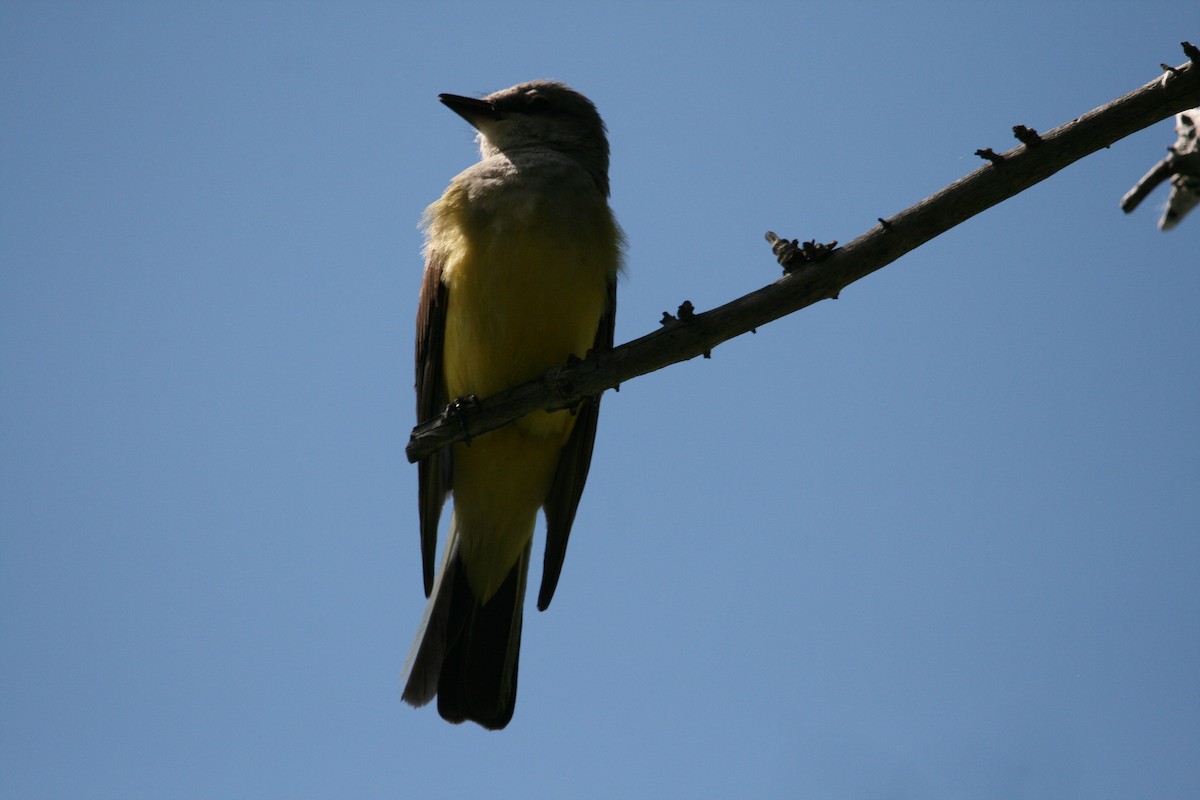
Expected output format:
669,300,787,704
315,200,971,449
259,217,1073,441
401,81,622,730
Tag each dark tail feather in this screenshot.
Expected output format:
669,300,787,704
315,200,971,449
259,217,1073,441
438,542,529,729
401,525,531,731
400,532,459,709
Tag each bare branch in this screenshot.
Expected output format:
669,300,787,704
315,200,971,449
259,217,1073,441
1121,157,1177,213
407,45,1200,464
1122,102,1200,227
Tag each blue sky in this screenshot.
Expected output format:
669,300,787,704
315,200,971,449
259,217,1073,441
2,2,1198,798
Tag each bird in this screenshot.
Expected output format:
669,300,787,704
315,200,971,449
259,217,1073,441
400,81,623,730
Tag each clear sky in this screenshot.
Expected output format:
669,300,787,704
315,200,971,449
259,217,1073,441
2,2,1198,798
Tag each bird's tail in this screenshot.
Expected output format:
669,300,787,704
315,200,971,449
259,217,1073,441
401,515,530,731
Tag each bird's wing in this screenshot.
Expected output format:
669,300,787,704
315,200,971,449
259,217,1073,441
538,277,617,611
415,248,451,596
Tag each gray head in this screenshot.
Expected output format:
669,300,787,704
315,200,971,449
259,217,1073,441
439,81,611,196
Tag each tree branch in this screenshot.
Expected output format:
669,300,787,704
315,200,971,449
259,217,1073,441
407,42,1200,464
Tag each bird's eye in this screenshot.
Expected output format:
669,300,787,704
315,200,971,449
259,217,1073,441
526,94,552,113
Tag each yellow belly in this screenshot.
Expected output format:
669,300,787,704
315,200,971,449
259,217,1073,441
432,178,618,600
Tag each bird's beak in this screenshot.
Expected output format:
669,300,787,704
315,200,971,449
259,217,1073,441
439,93,499,126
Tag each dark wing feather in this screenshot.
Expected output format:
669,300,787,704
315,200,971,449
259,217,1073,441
538,278,616,611
415,249,451,597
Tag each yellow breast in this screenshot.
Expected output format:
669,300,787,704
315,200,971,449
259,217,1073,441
434,170,619,439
